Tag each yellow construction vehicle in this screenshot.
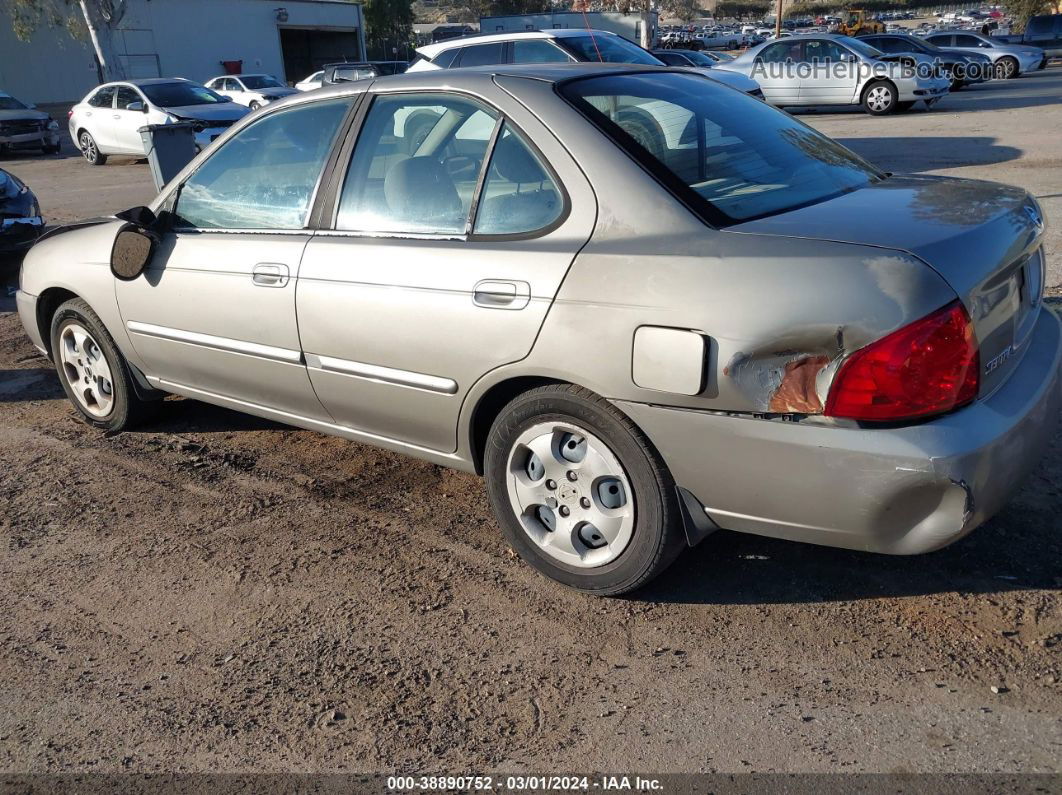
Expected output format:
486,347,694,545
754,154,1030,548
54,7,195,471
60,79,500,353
835,9,886,36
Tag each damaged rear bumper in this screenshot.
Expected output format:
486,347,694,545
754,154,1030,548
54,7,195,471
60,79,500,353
615,308,1062,555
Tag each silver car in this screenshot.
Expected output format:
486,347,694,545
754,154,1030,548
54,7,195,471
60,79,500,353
923,31,1045,78
719,33,951,114
17,65,1061,595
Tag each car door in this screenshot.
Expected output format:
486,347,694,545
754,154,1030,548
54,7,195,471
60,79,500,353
296,88,596,452
82,85,117,150
117,96,356,417
800,39,861,104
112,85,148,154
753,41,803,104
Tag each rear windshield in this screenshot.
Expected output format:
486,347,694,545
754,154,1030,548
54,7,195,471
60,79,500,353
140,82,227,106
557,34,663,65
560,71,882,225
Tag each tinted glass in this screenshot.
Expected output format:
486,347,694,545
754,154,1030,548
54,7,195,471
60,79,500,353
654,51,693,66
241,75,284,89
337,93,499,235
176,98,351,230
474,125,562,235
455,43,505,67
140,82,226,107
512,39,572,63
115,86,141,109
0,94,29,110
954,34,983,46
759,41,802,62
562,72,881,224
926,34,953,46
432,48,460,69
88,87,115,108
557,34,662,64
839,36,883,57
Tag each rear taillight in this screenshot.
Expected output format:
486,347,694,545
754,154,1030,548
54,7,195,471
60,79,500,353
67,110,73,119
824,300,979,422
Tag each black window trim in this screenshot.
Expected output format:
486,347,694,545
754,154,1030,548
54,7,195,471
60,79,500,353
555,70,884,229
164,93,364,235
317,87,571,243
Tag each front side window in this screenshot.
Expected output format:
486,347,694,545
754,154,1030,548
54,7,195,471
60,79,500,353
561,71,881,225
804,40,848,62
175,98,352,230
557,34,662,65
337,93,499,234
954,34,983,47
115,86,142,109
511,39,573,64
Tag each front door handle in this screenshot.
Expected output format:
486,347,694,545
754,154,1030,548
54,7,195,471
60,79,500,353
252,262,289,287
473,280,530,310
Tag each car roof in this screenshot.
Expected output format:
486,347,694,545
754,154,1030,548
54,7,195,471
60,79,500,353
416,28,622,57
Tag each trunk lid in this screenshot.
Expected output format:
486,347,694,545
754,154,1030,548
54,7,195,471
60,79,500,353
730,174,1046,397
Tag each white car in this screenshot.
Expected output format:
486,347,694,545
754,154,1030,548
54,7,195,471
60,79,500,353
203,74,299,109
295,70,324,92
69,79,250,166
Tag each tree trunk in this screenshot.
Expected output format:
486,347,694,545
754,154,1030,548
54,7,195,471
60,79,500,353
79,0,126,82
638,11,653,48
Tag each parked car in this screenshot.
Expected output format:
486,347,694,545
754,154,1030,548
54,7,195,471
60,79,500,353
652,48,736,67
204,74,299,109
992,14,1062,57
409,29,763,95
923,30,1045,77
0,168,42,252
719,34,951,114
859,32,993,87
16,65,1060,594
295,70,324,92
0,91,61,155
321,61,409,85
69,79,250,165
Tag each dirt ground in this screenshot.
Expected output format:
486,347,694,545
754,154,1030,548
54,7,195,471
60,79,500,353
0,69,1059,775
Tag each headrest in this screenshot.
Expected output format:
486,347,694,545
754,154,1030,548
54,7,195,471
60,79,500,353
492,134,546,184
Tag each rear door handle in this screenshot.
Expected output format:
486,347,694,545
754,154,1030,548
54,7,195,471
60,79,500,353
473,280,530,310
252,263,289,287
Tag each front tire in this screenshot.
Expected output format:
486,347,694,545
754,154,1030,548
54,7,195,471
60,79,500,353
996,56,1018,79
862,80,897,115
249,100,261,111
50,298,152,432
484,385,686,596
78,131,106,165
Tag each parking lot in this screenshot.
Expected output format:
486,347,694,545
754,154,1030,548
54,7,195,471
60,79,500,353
0,67,1060,775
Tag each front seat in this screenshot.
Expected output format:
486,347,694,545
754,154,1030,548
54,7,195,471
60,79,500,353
383,156,463,231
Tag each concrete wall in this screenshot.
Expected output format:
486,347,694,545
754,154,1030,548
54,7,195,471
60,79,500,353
0,0,365,105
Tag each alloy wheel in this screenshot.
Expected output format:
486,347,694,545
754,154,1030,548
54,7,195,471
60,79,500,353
866,86,893,113
79,132,97,164
505,421,635,569
58,322,115,418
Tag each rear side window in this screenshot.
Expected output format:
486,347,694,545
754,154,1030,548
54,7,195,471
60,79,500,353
454,42,506,67
511,39,572,64
88,86,115,108
431,48,460,69
175,98,352,230
473,125,563,235
954,34,982,46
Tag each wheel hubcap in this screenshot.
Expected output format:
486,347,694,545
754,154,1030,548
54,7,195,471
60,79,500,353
506,422,635,568
80,134,96,162
59,322,114,418
868,87,891,112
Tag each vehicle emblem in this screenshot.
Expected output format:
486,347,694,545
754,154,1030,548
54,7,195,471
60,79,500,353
1024,205,1043,229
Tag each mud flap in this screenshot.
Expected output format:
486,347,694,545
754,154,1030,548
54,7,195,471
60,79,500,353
677,486,720,547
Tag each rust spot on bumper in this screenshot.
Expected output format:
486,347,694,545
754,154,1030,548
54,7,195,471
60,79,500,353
768,355,830,414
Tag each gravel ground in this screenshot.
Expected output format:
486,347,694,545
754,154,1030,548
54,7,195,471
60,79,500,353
0,68,1059,775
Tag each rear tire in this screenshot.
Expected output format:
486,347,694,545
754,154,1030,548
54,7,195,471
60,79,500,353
50,298,153,432
484,384,686,596
78,131,106,166
249,100,261,111
862,80,897,115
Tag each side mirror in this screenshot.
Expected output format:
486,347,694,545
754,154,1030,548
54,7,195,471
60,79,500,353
126,101,145,112
110,207,160,280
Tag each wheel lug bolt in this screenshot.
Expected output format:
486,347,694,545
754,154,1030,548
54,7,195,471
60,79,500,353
559,506,570,517
545,479,557,490
566,470,578,482
580,497,591,509
546,497,558,509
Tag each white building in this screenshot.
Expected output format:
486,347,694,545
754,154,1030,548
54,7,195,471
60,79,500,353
479,11,658,46
0,0,366,105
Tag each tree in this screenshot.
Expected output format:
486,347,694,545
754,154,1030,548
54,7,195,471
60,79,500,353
715,0,772,20
8,0,128,81
364,0,416,60
999,0,1057,30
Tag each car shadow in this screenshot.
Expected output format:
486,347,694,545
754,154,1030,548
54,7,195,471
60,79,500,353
638,426,1061,605
834,135,1022,173
0,367,59,402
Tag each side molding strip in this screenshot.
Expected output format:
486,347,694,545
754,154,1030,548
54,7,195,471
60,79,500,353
126,321,303,364
305,353,458,395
